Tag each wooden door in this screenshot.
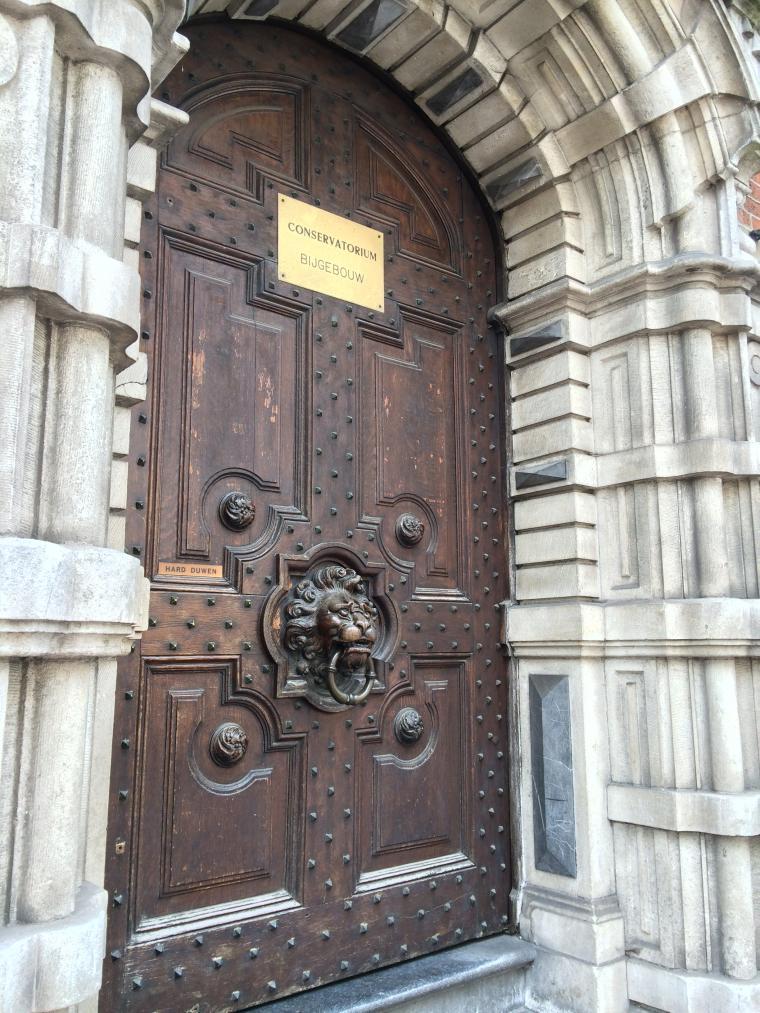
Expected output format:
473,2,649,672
104,19,509,1011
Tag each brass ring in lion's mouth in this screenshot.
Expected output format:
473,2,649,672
341,641,373,662
326,646,375,706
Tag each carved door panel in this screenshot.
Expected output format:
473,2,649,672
104,19,509,1012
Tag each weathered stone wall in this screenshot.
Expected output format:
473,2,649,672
0,2,187,1009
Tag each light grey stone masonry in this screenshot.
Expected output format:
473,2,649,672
0,2,187,1010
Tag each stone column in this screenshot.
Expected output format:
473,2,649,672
0,3,186,1010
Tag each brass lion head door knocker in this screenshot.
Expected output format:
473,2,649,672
285,565,378,706
263,556,387,712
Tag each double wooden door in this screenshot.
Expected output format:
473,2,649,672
104,19,509,1011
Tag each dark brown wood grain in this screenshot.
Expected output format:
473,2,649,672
103,19,509,1012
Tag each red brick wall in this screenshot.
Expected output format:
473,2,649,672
739,172,760,232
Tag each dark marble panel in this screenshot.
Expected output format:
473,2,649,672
514,460,567,489
529,674,576,877
510,319,563,357
485,158,541,204
337,0,408,52
243,0,280,15
426,67,483,116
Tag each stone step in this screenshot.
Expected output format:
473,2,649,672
255,934,536,1013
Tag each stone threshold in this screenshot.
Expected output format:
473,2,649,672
252,934,536,1012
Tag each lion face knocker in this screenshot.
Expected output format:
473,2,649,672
283,564,379,708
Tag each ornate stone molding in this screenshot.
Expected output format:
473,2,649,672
1,0,187,128
0,222,140,354
0,538,148,655
506,599,760,655
0,5,188,1013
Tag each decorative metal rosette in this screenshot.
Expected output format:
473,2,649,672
218,491,255,530
209,722,248,766
395,512,425,546
394,707,424,744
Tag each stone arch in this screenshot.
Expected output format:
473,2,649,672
187,0,760,280
1,0,760,1010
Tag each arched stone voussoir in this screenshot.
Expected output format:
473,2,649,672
413,32,510,128
220,0,580,257
208,1,760,185
196,0,759,289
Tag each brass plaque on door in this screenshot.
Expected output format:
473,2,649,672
277,194,384,310
156,561,223,579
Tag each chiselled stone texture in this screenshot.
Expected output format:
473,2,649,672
0,3,187,1011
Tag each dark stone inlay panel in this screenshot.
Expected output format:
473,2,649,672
427,67,483,116
337,0,408,52
244,0,279,16
529,673,576,877
485,158,542,204
509,319,564,357
514,459,567,489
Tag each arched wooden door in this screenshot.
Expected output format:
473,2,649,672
104,19,509,1011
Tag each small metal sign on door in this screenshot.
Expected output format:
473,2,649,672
156,561,224,579
277,194,384,310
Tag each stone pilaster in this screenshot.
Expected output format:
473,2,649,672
490,2,760,1009
502,250,760,1010
0,3,186,1009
